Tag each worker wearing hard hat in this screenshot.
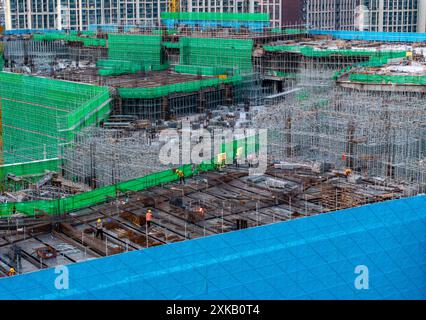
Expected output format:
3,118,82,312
196,207,205,219
8,267,16,277
175,169,185,184
95,218,104,240
344,168,352,177
145,209,153,229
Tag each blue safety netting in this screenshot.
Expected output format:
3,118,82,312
4,29,66,35
0,195,425,300
309,30,426,42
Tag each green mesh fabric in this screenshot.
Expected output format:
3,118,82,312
97,34,163,76
263,45,407,60
271,28,306,34
174,65,229,76
179,37,253,74
0,136,258,217
0,159,59,180
348,73,426,85
0,72,111,165
33,33,106,47
118,75,242,99
107,34,162,66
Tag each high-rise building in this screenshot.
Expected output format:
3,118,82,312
4,0,168,30
305,0,359,30
304,0,426,32
0,0,5,27
281,0,305,26
182,1,283,28
365,0,426,32
3,0,290,30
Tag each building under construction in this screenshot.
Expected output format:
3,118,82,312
0,13,425,300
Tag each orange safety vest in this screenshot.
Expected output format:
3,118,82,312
146,212,152,221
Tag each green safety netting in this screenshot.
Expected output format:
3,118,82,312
179,37,253,74
263,45,303,52
33,33,106,47
348,73,426,85
0,136,259,217
118,75,242,99
0,159,59,180
0,42,3,71
107,34,162,65
263,45,407,59
161,12,269,22
162,41,180,49
98,34,163,76
174,65,229,76
271,28,306,34
69,30,97,36
0,72,111,165
97,59,143,76
332,51,408,80
263,44,408,81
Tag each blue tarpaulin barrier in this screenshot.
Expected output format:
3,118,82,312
4,29,65,35
309,30,426,42
0,195,425,299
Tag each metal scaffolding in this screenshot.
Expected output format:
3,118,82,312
61,127,169,188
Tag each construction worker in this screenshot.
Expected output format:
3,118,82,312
176,169,185,184
234,147,243,167
145,209,153,229
12,206,16,215
247,153,255,168
196,207,205,219
8,267,16,277
95,218,104,240
344,168,352,177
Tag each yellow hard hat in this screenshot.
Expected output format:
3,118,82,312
147,209,152,213
10,267,15,272
97,218,101,223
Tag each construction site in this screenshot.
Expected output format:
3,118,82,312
0,11,425,289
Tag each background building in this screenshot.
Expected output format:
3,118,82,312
4,0,426,31
281,0,305,26
364,0,426,32
3,0,289,30
0,0,5,27
304,0,426,32
182,0,283,28
4,0,169,30
305,0,360,30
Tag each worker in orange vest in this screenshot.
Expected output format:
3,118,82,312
196,207,205,219
146,209,153,229
8,267,16,276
